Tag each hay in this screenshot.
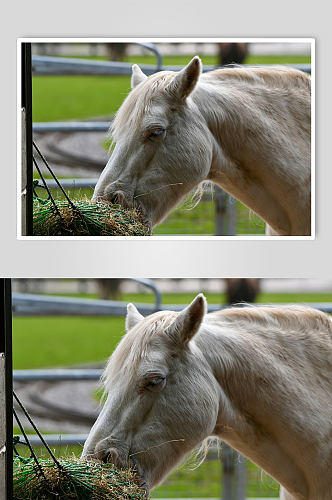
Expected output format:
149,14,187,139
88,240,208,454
13,456,146,499
33,199,149,236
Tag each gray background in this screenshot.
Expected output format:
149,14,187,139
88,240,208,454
2,0,329,277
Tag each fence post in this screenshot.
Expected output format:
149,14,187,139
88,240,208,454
0,353,5,497
0,279,13,500
21,43,33,236
215,186,227,235
222,443,234,500
222,445,247,500
215,187,237,236
235,452,247,500
227,195,237,236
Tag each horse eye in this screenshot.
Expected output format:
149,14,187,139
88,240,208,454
145,376,166,392
148,128,166,141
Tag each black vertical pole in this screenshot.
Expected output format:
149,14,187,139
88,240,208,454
21,43,33,235
0,279,13,500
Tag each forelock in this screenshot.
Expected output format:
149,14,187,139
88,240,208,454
110,71,176,141
102,310,178,392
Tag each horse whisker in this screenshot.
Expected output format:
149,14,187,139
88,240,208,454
134,183,183,199
129,439,185,458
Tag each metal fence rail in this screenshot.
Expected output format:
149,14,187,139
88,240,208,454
12,278,162,316
14,433,222,460
15,433,87,447
13,369,102,381
33,121,110,133
12,294,157,317
32,55,311,76
12,293,332,317
34,178,97,189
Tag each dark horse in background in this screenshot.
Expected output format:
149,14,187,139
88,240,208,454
217,42,249,66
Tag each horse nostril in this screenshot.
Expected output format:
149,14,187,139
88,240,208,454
103,450,115,464
102,449,126,469
110,191,125,206
102,452,111,464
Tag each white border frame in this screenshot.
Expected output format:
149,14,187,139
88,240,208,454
17,37,315,241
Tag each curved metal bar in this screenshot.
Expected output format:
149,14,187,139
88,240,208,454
130,279,162,311
135,42,163,72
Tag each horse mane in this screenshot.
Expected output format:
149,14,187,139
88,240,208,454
204,305,332,429
210,304,332,337
207,66,311,92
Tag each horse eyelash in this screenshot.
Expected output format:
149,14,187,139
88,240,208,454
146,376,165,386
137,375,164,393
143,128,166,141
150,128,166,136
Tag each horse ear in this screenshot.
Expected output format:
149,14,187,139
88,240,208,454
166,293,207,346
167,56,202,102
126,303,144,331
131,64,148,89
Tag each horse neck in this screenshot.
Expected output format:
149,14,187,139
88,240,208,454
192,75,311,235
195,313,332,499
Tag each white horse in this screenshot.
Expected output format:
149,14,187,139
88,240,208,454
93,57,311,235
82,297,332,499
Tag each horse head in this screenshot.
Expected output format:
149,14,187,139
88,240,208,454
81,295,220,491
92,57,213,229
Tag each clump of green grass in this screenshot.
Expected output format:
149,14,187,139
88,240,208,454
13,456,146,499
33,198,149,236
